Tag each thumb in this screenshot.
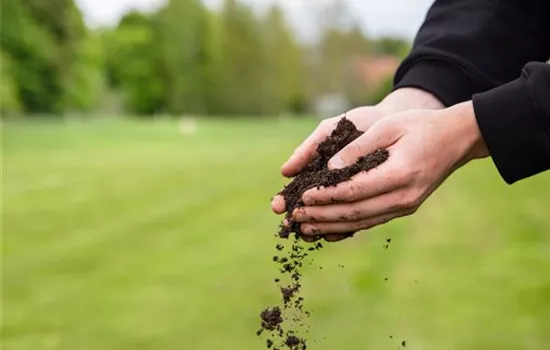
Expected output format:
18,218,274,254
328,121,398,170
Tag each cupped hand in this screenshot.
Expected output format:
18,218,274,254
271,88,445,242
273,106,388,242
290,101,489,241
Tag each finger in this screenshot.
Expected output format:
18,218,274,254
301,234,321,243
328,120,400,170
300,210,411,235
280,218,320,242
281,117,338,177
296,189,410,223
271,195,286,214
302,157,405,206
324,233,354,242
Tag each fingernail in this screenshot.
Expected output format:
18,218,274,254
329,156,345,169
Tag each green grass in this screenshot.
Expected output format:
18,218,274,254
2,117,549,350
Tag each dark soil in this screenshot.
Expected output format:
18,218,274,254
285,335,304,348
260,307,283,331
278,117,389,238
258,117,390,349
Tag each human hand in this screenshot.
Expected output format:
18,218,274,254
272,88,444,242
289,101,489,241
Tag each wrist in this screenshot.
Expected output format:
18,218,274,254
377,88,445,115
446,101,489,161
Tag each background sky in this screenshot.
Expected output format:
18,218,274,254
74,0,434,40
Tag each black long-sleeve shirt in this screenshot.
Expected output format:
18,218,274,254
394,0,550,184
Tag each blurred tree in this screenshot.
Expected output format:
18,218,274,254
1,0,59,113
1,0,410,117
102,11,165,115
368,75,394,105
1,53,23,116
372,36,410,58
29,0,89,111
260,5,304,115
313,25,370,100
211,0,265,115
1,0,99,114
159,0,209,115
63,32,105,112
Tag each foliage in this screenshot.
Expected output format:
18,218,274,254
369,75,395,105
372,36,411,58
102,11,165,115
1,0,411,116
1,53,22,116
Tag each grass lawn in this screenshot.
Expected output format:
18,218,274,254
2,117,549,350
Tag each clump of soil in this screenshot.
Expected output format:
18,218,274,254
260,307,283,330
258,117,390,349
279,118,389,238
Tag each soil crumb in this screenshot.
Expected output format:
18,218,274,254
260,307,283,331
258,117,390,349
285,335,306,349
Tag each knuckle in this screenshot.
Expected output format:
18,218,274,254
404,207,418,216
300,223,314,234
372,118,393,134
296,207,308,219
391,159,412,183
400,191,422,210
391,169,410,186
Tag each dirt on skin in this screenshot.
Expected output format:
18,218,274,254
258,117,390,349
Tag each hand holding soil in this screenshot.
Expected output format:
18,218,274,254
272,87,444,242
273,101,488,241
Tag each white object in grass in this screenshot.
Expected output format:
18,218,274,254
178,117,197,136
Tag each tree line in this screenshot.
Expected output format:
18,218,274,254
1,0,410,117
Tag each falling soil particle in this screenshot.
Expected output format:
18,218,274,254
281,285,300,304
285,335,306,349
260,307,283,331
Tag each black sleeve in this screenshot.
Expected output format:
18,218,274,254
394,0,550,184
473,63,550,184
394,0,550,106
